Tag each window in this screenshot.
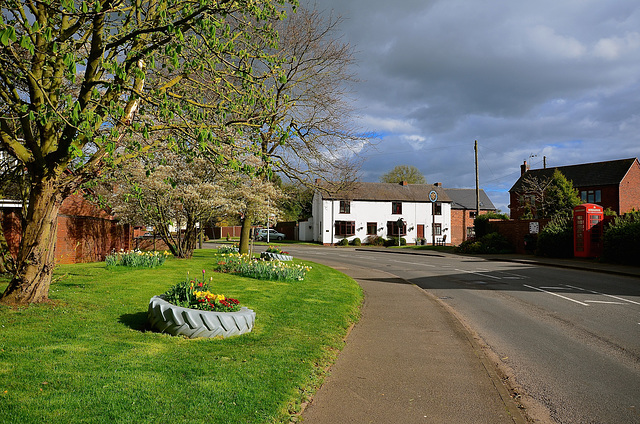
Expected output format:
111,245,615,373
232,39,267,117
386,220,407,236
580,190,601,203
367,222,377,235
469,211,477,218
335,220,355,236
433,202,442,215
466,227,475,238
339,200,351,214
392,201,402,214
434,223,442,236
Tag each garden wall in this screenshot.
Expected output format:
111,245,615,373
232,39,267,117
1,195,132,265
490,219,550,254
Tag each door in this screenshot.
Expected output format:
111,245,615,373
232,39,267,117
417,224,424,239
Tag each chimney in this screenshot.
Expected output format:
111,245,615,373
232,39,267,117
521,160,530,175
401,181,408,186
434,182,442,187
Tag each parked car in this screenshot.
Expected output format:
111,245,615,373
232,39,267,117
256,229,285,241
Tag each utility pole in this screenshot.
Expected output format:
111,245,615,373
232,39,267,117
475,140,480,217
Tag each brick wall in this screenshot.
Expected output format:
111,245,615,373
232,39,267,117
620,159,640,214
0,208,21,258
2,194,132,264
450,209,493,246
491,219,550,254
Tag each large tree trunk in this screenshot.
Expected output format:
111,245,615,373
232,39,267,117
239,217,252,254
1,178,63,305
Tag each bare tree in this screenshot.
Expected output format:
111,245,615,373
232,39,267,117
237,8,366,252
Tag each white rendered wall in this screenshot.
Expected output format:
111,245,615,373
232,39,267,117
315,198,452,245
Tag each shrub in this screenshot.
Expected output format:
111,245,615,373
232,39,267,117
350,237,361,246
337,238,349,246
454,232,513,254
385,237,406,247
365,235,385,246
474,212,508,239
602,211,640,264
535,216,573,258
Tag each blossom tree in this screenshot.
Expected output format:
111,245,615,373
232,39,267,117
109,150,229,258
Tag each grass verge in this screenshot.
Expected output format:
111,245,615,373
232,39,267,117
0,250,362,424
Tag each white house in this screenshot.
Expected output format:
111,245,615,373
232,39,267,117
307,181,452,245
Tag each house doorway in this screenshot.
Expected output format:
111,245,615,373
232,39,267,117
417,224,424,240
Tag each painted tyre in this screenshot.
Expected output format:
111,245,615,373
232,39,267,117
147,296,255,339
260,252,293,261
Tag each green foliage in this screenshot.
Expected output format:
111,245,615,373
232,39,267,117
163,272,241,312
379,165,426,184
454,232,513,254
337,238,349,246
535,216,574,258
385,237,407,246
0,249,362,424
278,184,314,221
602,210,640,264
217,253,311,281
365,235,385,246
545,170,581,220
473,212,507,239
350,237,362,246
105,250,169,268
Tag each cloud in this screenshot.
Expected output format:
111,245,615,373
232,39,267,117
301,0,640,211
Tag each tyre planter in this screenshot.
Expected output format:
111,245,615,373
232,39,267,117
147,296,255,339
260,252,293,261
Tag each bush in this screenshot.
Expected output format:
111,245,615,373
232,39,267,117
454,232,513,254
337,238,349,246
602,211,640,264
350,237,362,246
385,237,406,247
474,212,508,239
535,216,573,258
365,235,385,246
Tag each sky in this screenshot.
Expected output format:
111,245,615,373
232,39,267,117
302,0,640,213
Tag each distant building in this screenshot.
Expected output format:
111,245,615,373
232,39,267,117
444,188,497,245
509,158,640,219
308,181,452,245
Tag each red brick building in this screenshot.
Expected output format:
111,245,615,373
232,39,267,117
1,194,132,265
444,188,497,245
509,157,640,219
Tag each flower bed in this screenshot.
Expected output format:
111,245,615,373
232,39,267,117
148,296,255,339
106,249,170,268
148,271,255,338
260,245,293,261
217,253,311,281
260,252,293,261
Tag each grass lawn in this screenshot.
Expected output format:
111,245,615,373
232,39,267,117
0,250,362,424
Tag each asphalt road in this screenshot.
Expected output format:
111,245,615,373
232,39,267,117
282,245,640,424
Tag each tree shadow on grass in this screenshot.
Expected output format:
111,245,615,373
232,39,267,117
119,311,149,332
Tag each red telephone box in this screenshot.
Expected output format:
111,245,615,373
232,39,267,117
573,203,604,258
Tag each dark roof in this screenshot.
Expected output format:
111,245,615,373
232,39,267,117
509,158,638,192
320,182,452,203
444,188,496,210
